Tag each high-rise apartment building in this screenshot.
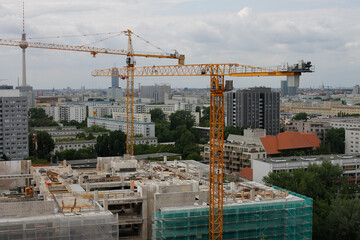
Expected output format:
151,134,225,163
140,84,171,103
281,80,288,97
0,89,28,160
226,87,280,136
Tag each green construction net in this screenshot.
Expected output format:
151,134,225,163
153,189,312,240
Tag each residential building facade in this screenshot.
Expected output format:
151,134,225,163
87,117,155,137
285,120,331,142
226,87,280,135
0,89,28,160
253,154,360,185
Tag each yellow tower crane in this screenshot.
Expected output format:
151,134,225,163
0,30,185,157
92,61,314,239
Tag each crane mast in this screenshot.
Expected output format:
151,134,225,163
125,30,135,157
93,61,313,240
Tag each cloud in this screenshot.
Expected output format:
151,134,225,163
238,7,253,19
0,1,360,89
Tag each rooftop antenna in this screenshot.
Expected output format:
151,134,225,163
20,0,28,87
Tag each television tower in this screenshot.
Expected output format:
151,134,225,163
19,1,28,86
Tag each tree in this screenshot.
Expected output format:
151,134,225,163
29,108,47,119
150,108,166,122
293,112,308,121
29,108,59,127
1,154,10,161
155,121,173,143
263,160,356,239
36,131,55,159
85,125,109,133
95,130,126,157
326,198,360,240
199,107,210,127
325,128,345,154
169,110,194,130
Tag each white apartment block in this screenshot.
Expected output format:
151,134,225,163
87,117,155,137
329,119,360,130
252,154,360,185
112,112,151,123
345,128,360,154
42,105,86,122
54,140,96,152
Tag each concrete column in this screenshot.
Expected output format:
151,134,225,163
160,171,164,181
250,189,255,201
86,182,90,192
174,160,178,168
104,195,109,211
198,170,202,179
62,160,67,167
192,181,199,192
186,163,189,173
78,175,83,184
112,167,116,176
94,190,98,201
164,155,167,164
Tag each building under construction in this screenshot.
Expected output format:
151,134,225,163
0,158,312,239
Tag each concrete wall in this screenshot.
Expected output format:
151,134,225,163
0,160,31,189
0,200,55,218
252,159,272,183
154,191,208,212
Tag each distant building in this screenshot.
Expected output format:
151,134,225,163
112,112,151,122
16,85,34,108
281,80,288,97
253,154,360,185
345,128,360,155
111,67,119,88
54,140,96,153
202,129,267,172
42,105,86,123
87,117,155,137
107,87,122,101
140,84,171,103
260,131,320,157
352,85,360,95
0,89,28,160
285,120,331,142
226,87,280,135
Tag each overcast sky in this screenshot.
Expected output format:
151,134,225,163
0,0,359,90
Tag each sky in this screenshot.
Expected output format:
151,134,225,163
0,0,359,90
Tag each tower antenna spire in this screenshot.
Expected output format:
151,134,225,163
20,0,28,86
22,0,25,33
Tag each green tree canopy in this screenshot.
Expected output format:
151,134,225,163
199,107,210,127
150,108,166,122
85,125,109,133
28,108,59,127
36,131,55,159
29,108,47,119
95,130,126,157
325,128,345,154
293,112,308,121
169,110,194,130
263,160,360,239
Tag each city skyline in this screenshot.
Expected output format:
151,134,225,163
0,0,359,89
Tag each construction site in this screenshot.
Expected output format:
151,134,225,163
0,158,312,240
0,3,315,238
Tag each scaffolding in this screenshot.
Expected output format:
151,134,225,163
0,212,119,240
153,190,312,240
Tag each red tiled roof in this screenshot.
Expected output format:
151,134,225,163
238,167,253,181
260,131,320,155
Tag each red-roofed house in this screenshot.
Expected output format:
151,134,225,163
260,131,320,156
